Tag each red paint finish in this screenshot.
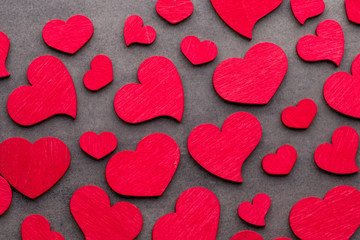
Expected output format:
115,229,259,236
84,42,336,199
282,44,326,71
124,15,156,46
0,31,10,78
346,0,360,24
0,176,11,216
262,145,297,175
238,193,271,226
83,55,113,91
80,132,118,160
181,36,217,65
156,0,193,24
281,99,317,129
291,0,325,24
231,231,292,240
22,215,64,240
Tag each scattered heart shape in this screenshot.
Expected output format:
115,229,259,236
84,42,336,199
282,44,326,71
231,231,292,240
124,15,156,46
83,55,113,91
291,0,325,24
156,0,194,24
345,0,360,24
0,176,12,216
0,31,10,78
79,131,118,159
262,145,297,175
181,36,218,65
281,99,317,129
238,193,271,226
21,215,64,240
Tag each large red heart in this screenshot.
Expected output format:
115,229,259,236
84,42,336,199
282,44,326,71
153,187,220,240
346,0,360,24
70,185,143,240
156,0,194,24
7,55,77,126
297,20,344,66
231,231,292,240
106,133,180,197
0,31,10,78
124,15,156,46
291,0,325,24
79,131,118,160
83,55,113,91
238,193,271,226
281,99,317,129
0,176,12,216
213,42,288,104
210,0,283,39
21,215,64,240
290,185,360,240
315,126,359,174
42,15,93,54
188,112,262,182
262,145,297,175
0,137,70,199
181,36,218,65
114,56,184,123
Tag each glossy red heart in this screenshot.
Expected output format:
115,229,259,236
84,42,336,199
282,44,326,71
181,36,218,65
188,112,262,182
153,187,220,240
290,185,360,240
0,176,12,216
124,15,156,46
21,215,64,240
297,20,344,66
7,55,77,126
0,137,70,199
210,0,283,39
83,55,113,91
42,15,93,54
291,0,325,24
238,193,271,226
346,0,360,24
0,31,10,78
114,56,184,123
156,0,194,24
315,126,359,174
106,133,180,197
79,132,118,160
281,99,317,129
231,231,292,240
262,145,297,175
70,185,143,240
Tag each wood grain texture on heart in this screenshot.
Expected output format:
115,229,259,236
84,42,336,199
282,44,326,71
262,145,297,175
0,176,12,215
346,0,360,24
290,185,360,240
156,0,193,24
181,36,217,65
83,55,113,91
0,31,10,78
213,42,288,104
0,137,70,199
291,0,325,24
22,215,64,240
231,230,292,240
188,112,262,182
124,15,156,46
106,133,180,197
153,187,220,240
238,193,271,226
7,55,77,126
79,131,117,160
70,185,143,240
281,99,317,129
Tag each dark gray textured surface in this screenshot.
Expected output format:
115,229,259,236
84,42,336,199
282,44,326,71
0,0,360,239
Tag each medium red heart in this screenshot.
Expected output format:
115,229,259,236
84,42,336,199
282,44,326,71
291,0,325,24
114,56,184,123
79,132,118,160
188,112,262,182
7,55,77,126
156,0,194,24
0,31,10,78
210,0,283,39
181,36,218,65
262,145,297,175
0,176,12,216
42,15,93,54
0,137,70,199
70,185,143,240
315,126,359,174
290,185,360,240
83,55,113,91
238,193,271,226
106,133,180,197
346,0,360,24
124,15,156,46
281,99,317,129
231,231,292,240
297,20,344,66
153,187,220,240
21,215,64,240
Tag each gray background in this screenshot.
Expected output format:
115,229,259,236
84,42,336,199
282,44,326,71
0,0,360,239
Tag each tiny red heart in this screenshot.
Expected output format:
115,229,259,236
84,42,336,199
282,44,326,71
238,193,271,226
79,132,118,159
346,0,360,24
83,55,113,91
124,15,156,46
156,0,194,24
21,215,64,240
281,99,317,129
231,231,292,240
262,145,297,175
291,0,325,24
181,36,217,65
0,176,12,216
0,31,10,78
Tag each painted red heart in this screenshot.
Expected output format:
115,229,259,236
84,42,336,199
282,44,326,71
238,193,271,226
297,20,344,66
83,55,113,91
153,187,220,240
42,15,93,54
188,112,262,182
210,0,283,39
114,56,184,123
156,0,194,24
281,99,317,129
213,42,288,104
0,176,12,215
21,215,64,240
0,137,70,199
346,0,360,24
180,36,218,65
315,126,359,174
7,55,77,126
79,132,118,160
291,0,325,24
0,31,10,78
262,145,297,175
124,15,156,46
106,133,180,197
290,185,360,240
231,231,292,240
70,185,143,240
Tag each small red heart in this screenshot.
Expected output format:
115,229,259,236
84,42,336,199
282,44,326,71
281,99,317,129
0,176,12,216
156,0,194,24
21,215,64,240
124,15,156,46
238,193,271,226
70,185,143,240
262,145,297,175
346,0,360,24
291,0,325,24
79,132,118,160
0,31,10,78
153,187,220,240
181,36,218,65
290,185,360,240
297,20,344,66
7,55,77,126
106,133,180,197
114,56,184,123
83,55,113,91
315,126,359,174
231,231,292,240
42,15,93,54
0,137,70,199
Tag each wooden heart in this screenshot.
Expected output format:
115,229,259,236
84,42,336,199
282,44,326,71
156,0,194,24
0,176,12,216
83,55,113,91
124,15,156,46
79,132,118,159
291,0,325,24
238,193,271,226
181,36,218,65
281,99,317,129
21,215,64,240
346,0,360,24
262,145,297,175
0,31,10,78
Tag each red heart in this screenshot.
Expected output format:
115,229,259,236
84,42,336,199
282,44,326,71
210,0,283,39
297,20,344,66
238,193,271,226
83,55,113,91
213,42,288,104
0,176,12,216
290,185,360,240
0,137,70,199
124,15,156,46
70,185,143,240
315,126,359,174
114,56,184,123
153,187,220,240
156,0,194,24
79,132,118,160
21,215,64,240
262,145,297,175
106,133,180,197
7,55,77,126
281,99,317,129
291,0,325,24
0,31,10,78
42,15,93,54
231,231,292,240
180,36,218,65
188,112,262,182
346,0,360,24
